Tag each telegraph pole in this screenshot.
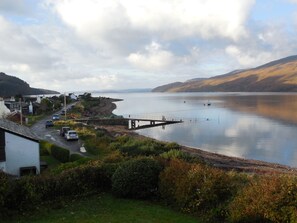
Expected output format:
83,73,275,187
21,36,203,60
19,98,22,125
64,93,67,120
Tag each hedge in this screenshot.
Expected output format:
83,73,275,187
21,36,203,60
70,153,84,162
112,158,162,199
159,159,248,221
228,174,297,223
51,145,70,163
0,162,112,216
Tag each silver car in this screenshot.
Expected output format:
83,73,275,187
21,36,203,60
65,130,79,141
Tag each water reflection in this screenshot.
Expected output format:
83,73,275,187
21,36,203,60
98,92,297,167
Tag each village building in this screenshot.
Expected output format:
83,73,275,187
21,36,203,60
0,119,40,177
0,98,10,118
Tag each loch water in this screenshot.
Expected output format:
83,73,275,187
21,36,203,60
98,92,297,167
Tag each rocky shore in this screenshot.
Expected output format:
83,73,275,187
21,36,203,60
97,97,297,174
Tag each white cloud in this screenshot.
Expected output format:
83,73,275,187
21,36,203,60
127,41,176,71
1,0,297,92
225,45,272,67
49,0,255,45
0,0,29,14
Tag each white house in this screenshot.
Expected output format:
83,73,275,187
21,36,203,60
0,98,10,118
0,119,40,177
69,93,78,100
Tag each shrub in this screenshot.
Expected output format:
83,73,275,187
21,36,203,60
228,174,297,223
70,153,84,162
164,142,180,151
159,159,244,219
39,140,51,155
160,149,190,160
4,176,42,211
0,171,9,212
49,157,92,175
51,145,70,163
103,150,125,163
159,159,192,205
119,138,168,157
84,134,113,156
75,127,96,140
112,158,162,199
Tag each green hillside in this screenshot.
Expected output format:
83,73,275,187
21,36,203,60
0,72,59,96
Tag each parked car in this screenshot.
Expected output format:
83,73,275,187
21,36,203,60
60,126,70,137
60,110,66,116
52,114,60,120
65,130,79,141
45,120,54,128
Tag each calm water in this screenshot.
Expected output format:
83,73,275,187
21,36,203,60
98,92,297,167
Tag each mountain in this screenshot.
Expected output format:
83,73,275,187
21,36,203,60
89,88,152,93
152,55,297,92
0,72,59,97
152,82,183,92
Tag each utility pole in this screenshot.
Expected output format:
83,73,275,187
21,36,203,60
19,98,22,125
64,93,67,120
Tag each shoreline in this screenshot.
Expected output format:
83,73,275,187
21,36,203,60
95,97,297,174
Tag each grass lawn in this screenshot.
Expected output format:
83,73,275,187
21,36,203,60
3,193,201,223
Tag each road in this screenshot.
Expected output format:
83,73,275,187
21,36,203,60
30,105,86,155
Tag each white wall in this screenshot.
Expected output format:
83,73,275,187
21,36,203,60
5,132,40,177
0,100,10,118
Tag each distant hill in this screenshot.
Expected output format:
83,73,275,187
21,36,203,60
152,82,183,92
89,88,152,93
0,72,59,97
152,55,297,92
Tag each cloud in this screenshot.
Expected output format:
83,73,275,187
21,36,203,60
0,0,29,15
225,45,272,67
127,41,176,71
49,0,255,46
0,16,59,79
225,21,297,68
2,0,297,92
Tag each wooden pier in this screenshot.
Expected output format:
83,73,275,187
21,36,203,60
74,117,183,130
128,118,183,130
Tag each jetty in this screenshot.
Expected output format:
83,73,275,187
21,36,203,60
74,117,183,130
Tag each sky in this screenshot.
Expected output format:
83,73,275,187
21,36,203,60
1,0,297,92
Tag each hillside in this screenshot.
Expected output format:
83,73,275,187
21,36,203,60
153,55,297,92
0,72,59,97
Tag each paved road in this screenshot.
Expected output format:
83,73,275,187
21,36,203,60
30,105,86,155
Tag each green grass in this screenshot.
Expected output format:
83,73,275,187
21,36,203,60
3,193,201,223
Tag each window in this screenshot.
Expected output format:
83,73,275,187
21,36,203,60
0,129,6,161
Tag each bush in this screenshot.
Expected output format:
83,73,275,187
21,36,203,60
159,159,192,205
159,159,245,220
70,153,84,162
160,149,190,160
103,150,125,163
50,158,92,175
164,142,180,151
4,176,42,212
51,145,70,163
228,174,297,223
119,138,168,157
84,134,113,156
39,140,51,156
112,158,162,199
0,171,9,212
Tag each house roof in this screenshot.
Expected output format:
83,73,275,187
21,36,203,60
0,119,39,142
